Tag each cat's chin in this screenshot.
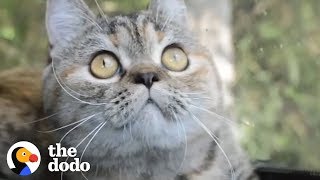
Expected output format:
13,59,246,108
131,97,168,124
139,101,166,123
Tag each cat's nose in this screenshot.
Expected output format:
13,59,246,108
134,72,159,89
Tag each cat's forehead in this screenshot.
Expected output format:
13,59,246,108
98,12,165,57
64,11,196,66
89,12,186,59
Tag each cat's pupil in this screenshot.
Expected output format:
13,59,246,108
102,59,106,68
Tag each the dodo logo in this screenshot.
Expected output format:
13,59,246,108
7,141,41,176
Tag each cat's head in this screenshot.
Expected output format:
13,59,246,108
44,0,222,153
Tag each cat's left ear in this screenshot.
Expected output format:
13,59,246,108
149,0,187,26
46,0,95,47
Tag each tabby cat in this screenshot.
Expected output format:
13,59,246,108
0,0,257,179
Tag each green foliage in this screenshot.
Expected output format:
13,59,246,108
234,0,320,170
0,0,319,171
0,0,47,70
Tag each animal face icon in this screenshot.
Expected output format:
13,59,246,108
7,141,41,176
15,147,38,163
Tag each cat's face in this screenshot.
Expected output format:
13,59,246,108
44,0,222,154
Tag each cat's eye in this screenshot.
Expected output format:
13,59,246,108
90,52,119,79
161,47,188,72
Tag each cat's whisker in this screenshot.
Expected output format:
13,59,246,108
80,121,107,180
153,87,229,124
122,111,140,141
173,111,181,142
180,91,208,95
189,104,236,127
189,104,255,128
188,111,235,180
37,114,97,133
60,121,106,180
142,115,151,149
152,87,173,95
123,124,128,141
129,121,133,140
186,96,215,101
75,121,105,149
23,111,63,124
155,6,160,24
152,88,239,128
94,0,109,23
189,112,220,141
180,90,254,128
56,73,89,97
153,87,208,99
24,105,77,125
59,113,100,144
95,164,99,177
152,87,189,100
161,15,173,31
178,119,187,174
171,109,187,174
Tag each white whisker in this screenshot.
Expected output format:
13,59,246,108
161,15,173,31
189,104,237,127
172,110,187,174
188,111,235,180
60,121,105,180
187,96,216,101
37,114,97,133
155,6,160,24
23,111,62,124
152,87,171,94
129,121,133,140
80,121,107,180
94,0,109,23
95,164,99,177
59,114,100,144
56,73,89,97
153,87,208,99
180,91,208,95
75,122,105,149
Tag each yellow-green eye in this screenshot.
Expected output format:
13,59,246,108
161,47,188,72
90,53,119,79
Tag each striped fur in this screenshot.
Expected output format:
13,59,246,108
42,0,258,179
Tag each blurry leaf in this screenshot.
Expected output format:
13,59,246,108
258,21,283,39
0,26,15,40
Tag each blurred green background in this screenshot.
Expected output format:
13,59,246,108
0,0,319,170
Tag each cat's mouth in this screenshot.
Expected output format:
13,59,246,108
114,97,163,130
142,97,167,114
146,98,154,104
145,98,161,110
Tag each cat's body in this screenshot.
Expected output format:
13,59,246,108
0,0,257,179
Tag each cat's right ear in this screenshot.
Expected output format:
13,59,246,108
46,0,95,47
148,0,187,26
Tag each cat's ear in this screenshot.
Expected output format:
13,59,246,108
149,0,187,26
46,0,95,46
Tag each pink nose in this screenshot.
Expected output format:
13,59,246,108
29,154,38,162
